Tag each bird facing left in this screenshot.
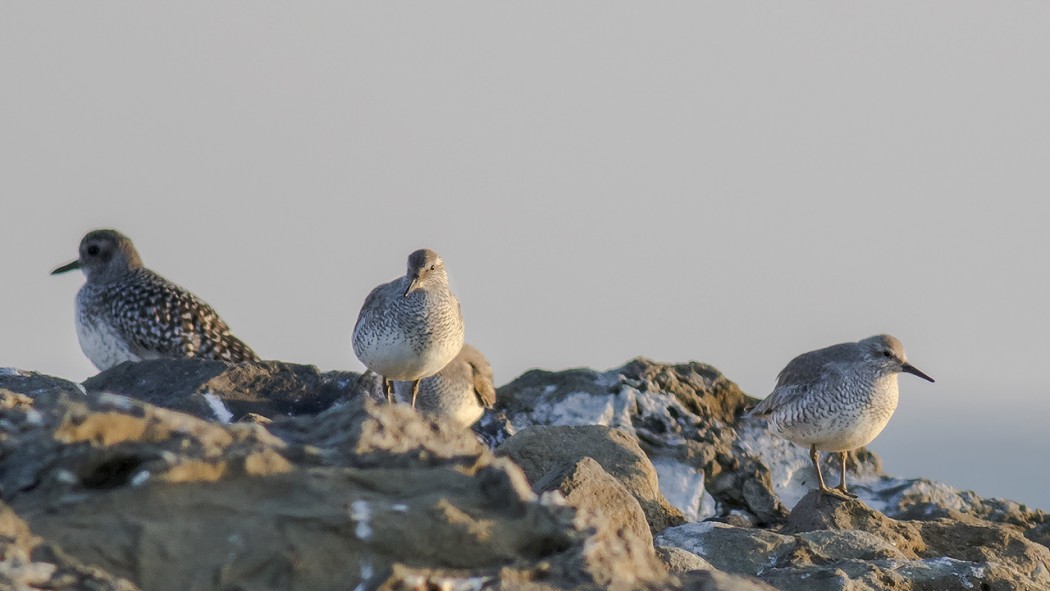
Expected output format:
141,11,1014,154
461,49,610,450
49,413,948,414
52,228,259,371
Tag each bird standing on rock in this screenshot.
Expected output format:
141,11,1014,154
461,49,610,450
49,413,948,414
352,249,465,407
747,334,934,499
394,343,495,428
52,229,259,371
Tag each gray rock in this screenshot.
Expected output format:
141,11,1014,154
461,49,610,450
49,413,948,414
0,492,137,590
0,369,683,591
534,457,654,548
82,359,376,422
497,424,685,533
677,569,780,591
496,357,1050,536
657,491,1050,590
657,545,781,590
4,355,1050,591
532,457,668,588
496,358,805,524
656,545,716,574
655,522,796,576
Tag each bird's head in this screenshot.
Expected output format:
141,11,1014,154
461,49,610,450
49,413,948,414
403,249,447,297
860,334,934,382
52,229,143,284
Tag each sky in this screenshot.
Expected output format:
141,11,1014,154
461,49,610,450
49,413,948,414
2,4,1048,509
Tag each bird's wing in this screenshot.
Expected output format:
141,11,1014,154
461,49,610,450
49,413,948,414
108,271,258,362
457,344,496,408
747,342,859,417
353,280,396,333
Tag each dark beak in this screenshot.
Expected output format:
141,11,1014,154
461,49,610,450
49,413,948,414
403,276,420,298
901,362,935,383
51,260,81,275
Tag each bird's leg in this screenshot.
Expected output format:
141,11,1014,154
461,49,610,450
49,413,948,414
410,380,421,409
810,445,833,495
382,377,393,404
834,452,858,498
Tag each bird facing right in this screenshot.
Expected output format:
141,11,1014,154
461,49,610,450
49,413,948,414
747,334,934,499
352,249,465,406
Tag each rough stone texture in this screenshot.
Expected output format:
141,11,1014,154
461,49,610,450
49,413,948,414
657,545,717,574
497,424,685,534
532,457,666,588
0,369,671,591
783,491,927,557
0,498,137,590
1,356,1049,590
534,457,655,547
657,491,1050,590
495,357,1050,590
82,359,374,422
656,543,780,591
497,358,857,525
677,570,780,591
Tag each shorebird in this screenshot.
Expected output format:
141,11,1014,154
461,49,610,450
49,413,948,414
352,249,465,407
52,229,259,370
747,334,934,498
394,343,495,428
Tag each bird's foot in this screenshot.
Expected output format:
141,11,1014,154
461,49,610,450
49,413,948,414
833,485,858,499
818,486,856,501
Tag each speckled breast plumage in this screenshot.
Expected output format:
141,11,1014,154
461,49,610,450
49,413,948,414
352,280,464,381
766,372,900,452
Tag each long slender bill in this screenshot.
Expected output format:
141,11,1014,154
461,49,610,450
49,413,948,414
901,363,935,383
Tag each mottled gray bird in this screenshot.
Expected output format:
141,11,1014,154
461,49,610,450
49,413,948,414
52,229,259,370
747,334,934,498
393,343,495,428
352,249,465,407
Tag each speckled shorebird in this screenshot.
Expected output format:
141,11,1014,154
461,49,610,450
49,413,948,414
352,249,465,407
52,229,259,370
747,334,934,498
393,343,495,428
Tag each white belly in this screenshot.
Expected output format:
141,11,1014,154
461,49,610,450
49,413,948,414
354,332,463,381
805,412,895,452
75,311,140,371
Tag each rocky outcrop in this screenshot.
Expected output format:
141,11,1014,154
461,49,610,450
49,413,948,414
494,358,1050,590
0,370,665,590
497,424,685,533
81,359,375,422
0,357,1046,590
656,491,1050,590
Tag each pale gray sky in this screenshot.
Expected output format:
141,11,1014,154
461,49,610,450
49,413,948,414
2,4,1048,508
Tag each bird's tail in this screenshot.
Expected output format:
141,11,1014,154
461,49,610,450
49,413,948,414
221,334,260,363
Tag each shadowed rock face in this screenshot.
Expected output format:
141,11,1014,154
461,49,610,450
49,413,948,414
0,357,1047,590
82,359,376,422
0,498,136,590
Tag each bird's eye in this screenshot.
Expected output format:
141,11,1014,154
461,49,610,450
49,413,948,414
86,245,100,256
882,350,893,358
429,264,436,271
